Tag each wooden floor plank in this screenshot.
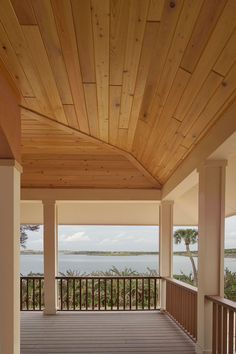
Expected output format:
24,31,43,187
21,312,196,354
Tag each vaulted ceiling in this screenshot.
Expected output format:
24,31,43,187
0,0,236,188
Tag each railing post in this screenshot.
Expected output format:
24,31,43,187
43,200,58,314
197,160,227,354
159,201,174,311
0,160,21,354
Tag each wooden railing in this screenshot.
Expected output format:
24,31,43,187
56,276,161,311
20,276,160,311
165,278,197,341
20,277,44,311
206,295,236,354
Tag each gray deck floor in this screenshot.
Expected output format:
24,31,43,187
21,312,196,354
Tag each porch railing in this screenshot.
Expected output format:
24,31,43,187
20,277,44,311
20,276,160,311
57,276,160,311
206,295,236,354
165,278,197,341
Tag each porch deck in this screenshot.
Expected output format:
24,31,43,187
21,311,196,354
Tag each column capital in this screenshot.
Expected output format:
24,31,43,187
0,159,23,173
197,159,227,172
42,199,57,206
160,200,174,206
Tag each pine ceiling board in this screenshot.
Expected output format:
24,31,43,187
180,0,227,73
10,0,37,25
147,0,165,22
138,68,190,165
182,62,236,149
0,20,34,97
151,118,182,175
71,0,96,83
22,154,127,161
31,0,72,105
83,83,99,138
176,71,223,138
136,0,204,162
52,0,90,134
174,0,236,121
91,0,109,142
109,85,121,145
110,0,129,86
126,21,159,150
22,159,135,169
131,0,184,159
157,145,188,183
117,128,128,150
118,0,149,130
214,29,236,76
21,26,68,125
63,105,80,130
0,0,53,117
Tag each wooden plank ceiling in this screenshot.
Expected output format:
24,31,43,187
0,0,236,188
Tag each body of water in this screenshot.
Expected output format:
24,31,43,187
20,254,236,276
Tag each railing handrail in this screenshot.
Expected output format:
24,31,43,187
164,277,197,294
206,295,236,312
56,275,161,280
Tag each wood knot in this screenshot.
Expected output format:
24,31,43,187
169,1,176,8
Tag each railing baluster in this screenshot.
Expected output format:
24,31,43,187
111,279,113,310
26,278,29,310
136,279,138,310
92,279,94,310
129,278,132,310
222,307,227,354
85,278,88,310
123,278,125,310
148,278,150,310
98,278,100,310
73,278,75,310
154,278,157,310
104,279,107,310
67,279,69,310
79,278,82,310
142,278,144,310
20,278,23,311
117,278,119,310
33,278,35,310
217,305,222,353
229,310,234,354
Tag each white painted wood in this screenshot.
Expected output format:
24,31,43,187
0,161,21,354
21,188,161,201
159,201,173,310
43,200,58,315
196,160,227,354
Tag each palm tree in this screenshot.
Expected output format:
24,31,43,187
174,228,198,286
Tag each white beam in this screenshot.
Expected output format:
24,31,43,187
43,200,58,314
196,160,227,354
159,201,174,310
21,188,161,202
0,161,21,354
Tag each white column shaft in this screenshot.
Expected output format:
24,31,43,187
0,163,21,354
159,201,174,310
43,200,58,314
197,160,226,354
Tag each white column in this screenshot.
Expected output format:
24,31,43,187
0,160,21,354
43,200,58,314
159,200,174,310
197,160,227,354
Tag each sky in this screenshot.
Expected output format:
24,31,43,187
23,215,236,252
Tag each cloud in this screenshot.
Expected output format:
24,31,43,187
63,232,90,242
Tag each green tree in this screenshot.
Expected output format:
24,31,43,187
174,228,198,286
20,225,40,248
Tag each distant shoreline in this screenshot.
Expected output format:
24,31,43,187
20,249,236,257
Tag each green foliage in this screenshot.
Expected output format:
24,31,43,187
224,268,236,301
20,225,40,248
173,228,198,246
173,272,194,286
